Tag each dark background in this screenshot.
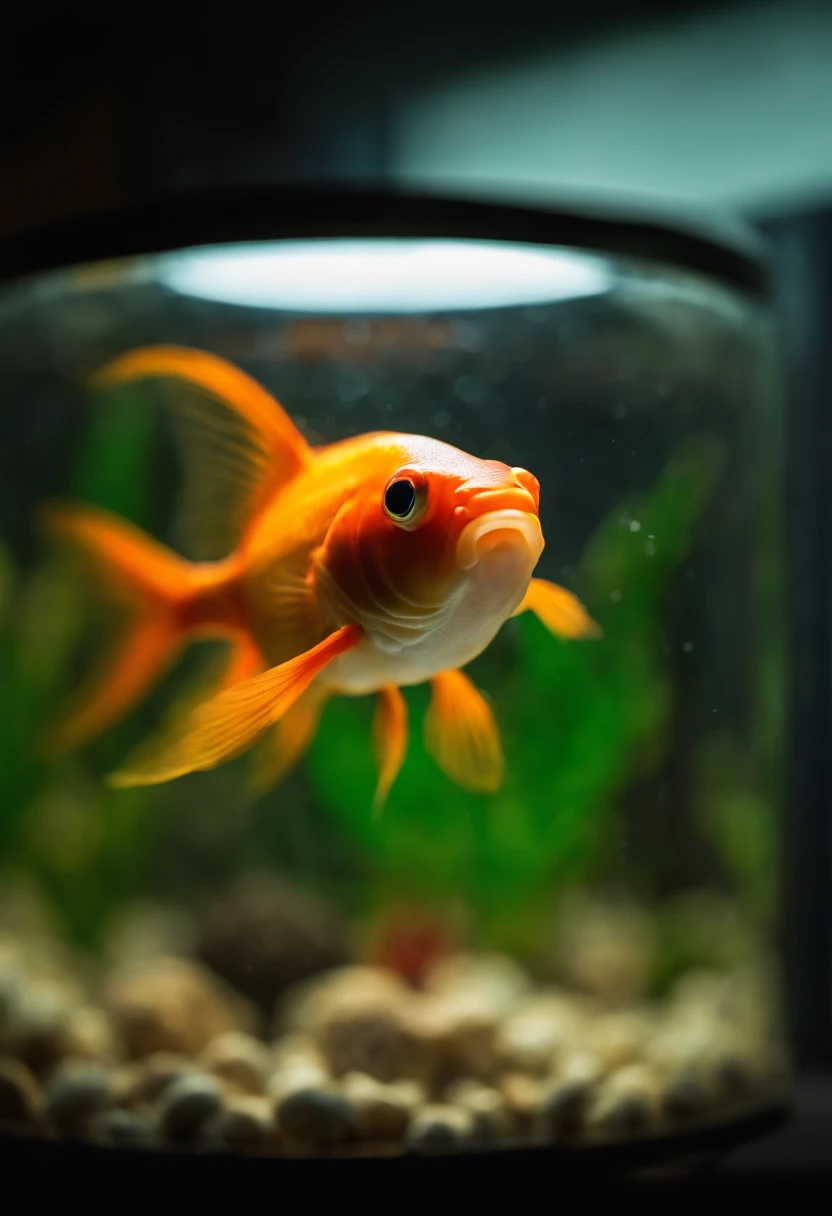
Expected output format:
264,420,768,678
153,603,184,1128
0,0,830,1077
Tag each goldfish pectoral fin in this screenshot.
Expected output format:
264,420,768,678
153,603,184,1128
247,694,324,795
108,624,361,788
510,577,602,639
423,669,504,794
92,346,313,561
372,685,408,815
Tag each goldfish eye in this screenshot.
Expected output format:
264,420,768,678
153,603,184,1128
384,478,417,520
383,467,428,529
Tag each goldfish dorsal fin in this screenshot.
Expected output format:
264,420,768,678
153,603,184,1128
92,346,313,561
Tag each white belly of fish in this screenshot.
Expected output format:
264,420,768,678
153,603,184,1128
323,542,537,695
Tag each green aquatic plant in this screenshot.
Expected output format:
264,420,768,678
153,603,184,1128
690,369,784,929
305,436,727,944
0,386,169,947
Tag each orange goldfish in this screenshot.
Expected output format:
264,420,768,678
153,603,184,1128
42,346,600,809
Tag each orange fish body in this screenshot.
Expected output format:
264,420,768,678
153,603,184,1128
43,347,600,808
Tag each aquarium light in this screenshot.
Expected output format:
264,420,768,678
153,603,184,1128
154,239,611,313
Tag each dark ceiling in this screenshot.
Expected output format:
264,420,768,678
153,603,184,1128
0,0,764,238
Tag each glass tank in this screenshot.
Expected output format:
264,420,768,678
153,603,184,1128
0,200,788,1163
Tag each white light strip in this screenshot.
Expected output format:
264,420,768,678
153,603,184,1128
154,239,611,313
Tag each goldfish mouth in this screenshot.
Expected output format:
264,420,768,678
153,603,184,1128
456,509,544,570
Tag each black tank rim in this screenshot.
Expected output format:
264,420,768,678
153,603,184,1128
0,185,770,301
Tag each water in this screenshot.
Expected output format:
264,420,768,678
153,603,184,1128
0,238,787,1158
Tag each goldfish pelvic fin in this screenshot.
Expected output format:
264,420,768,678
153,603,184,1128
92,346,313,561
108,624,361,787
424,669,504,794
109,635,265,784
39,504,196,753
372,685,408,815
247,692,325,795
511,578,602,638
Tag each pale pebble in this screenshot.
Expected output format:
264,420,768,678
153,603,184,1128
495,1010,566,1076
0,1055,41,1121
585,1063,660,1138
443,1079,511,1141
278,966,406,1035
578,1012,650,1074
105,957,254,1059
267,1060,330,1103
498,1073,544,1124
320,1002,432,1084
423,954,530,1015
340,1071,414,1141
201,1031,272,1095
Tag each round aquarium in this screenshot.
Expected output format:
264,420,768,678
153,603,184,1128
0,193,788,1170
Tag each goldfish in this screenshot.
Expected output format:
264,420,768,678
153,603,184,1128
41,346,600,809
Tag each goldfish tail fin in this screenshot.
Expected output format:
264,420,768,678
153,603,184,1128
424,668,504,794
92,346,313,561
38,503,197,754
108,624,361,788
